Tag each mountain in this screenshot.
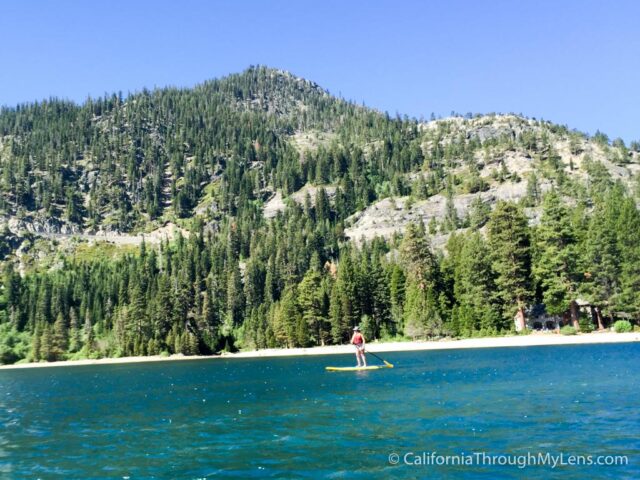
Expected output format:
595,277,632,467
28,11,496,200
1,66,639,364
344,114,640,245
0,67,380,235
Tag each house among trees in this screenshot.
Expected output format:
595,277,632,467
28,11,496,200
517,299,626,332
518,304,562,331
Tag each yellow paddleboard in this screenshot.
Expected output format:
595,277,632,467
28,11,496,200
325,365,393,372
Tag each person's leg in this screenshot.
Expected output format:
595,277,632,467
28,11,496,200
361,349,367,367
356,348,364,367
355,348,362,367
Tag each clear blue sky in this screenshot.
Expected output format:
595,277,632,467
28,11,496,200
1,0,638,142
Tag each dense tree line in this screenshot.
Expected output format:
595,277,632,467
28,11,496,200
1,181,639,363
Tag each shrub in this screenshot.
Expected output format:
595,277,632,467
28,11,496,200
0,345,19,365
0,324,31,365
578,318,595,333
560,325,577,335
613,320,633,333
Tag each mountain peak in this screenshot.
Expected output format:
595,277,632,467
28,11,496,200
194,65,333,117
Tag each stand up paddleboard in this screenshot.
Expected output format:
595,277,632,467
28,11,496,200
325,364,393,372
326,351,394,371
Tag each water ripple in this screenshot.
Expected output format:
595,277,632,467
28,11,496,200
0,344,638,478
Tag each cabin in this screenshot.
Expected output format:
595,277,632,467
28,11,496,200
514,299,617,332
521,304,562,332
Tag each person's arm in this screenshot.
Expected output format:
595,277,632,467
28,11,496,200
361,334,366,347
350,332,355,344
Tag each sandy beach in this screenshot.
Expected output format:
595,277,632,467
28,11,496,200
230,330,640,356
1,331,638,370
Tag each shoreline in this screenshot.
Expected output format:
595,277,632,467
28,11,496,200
1,331,638,370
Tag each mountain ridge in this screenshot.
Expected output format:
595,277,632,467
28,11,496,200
1,67,639,264
1,66,639,365
1,67,637,230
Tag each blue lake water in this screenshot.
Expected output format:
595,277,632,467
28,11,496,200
1,343,639,479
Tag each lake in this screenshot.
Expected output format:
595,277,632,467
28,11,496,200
1,343,639,479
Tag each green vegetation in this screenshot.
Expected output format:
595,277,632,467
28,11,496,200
613,320,633,333
487,201,532,327
560,326,577,336
0,67,639,364
0,323,30,364
2,184,638,364
0,66,426,231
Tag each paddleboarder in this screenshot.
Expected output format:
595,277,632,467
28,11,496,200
350,326,367,367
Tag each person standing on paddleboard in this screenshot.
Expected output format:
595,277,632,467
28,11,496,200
350,326,367,367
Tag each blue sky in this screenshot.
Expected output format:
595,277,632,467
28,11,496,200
1,0,638,142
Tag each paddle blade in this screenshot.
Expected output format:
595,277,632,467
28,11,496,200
383,361,394,368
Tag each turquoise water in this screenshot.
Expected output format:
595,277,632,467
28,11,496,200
1,343,639,479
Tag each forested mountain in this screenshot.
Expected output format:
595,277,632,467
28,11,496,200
0,66,407,234
1,66,639,364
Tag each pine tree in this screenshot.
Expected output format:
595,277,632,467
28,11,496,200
31,322,42,361
333,253,359,336
487,201,532,330
128,282,150,348
533,192,580,327
52,312,68,359
198,290,220,352
68,308,81,353
244,258,266,311
443,192,459,232
154,275,173,339
2,264,21,328
83,315,95,355
525,171,541,206
400,222,438,289
35,279,52,326
368,256,391,338
453,232,501,335
615,197,640,320
315,187,331,223
40,323,54,362
271,287,302,347
402,280,443,338
226,263,245,326
400,223,444,337
329,284,347,344
467,197,491,230
298,265,328,345
581,201,620,322
388,264,405,334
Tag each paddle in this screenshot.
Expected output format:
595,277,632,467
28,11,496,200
364,350,394,368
